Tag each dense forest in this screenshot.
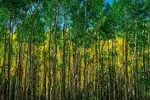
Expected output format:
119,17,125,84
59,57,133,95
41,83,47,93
0,0,150,100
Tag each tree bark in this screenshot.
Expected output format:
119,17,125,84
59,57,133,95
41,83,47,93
52,1,59,100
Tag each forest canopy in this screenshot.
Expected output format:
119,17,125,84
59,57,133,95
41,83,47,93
0,0,150,100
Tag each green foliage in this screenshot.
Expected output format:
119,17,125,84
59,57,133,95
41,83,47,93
0,0,150,99
0,8,9,25
60,63,65,69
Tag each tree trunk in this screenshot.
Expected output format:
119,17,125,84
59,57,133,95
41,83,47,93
125,23,129,100
8,9,12,100
134,20,139,100
61,13,66,100
52,1,59,100
83,0,87,94
48,24,52,100
2,28,7,100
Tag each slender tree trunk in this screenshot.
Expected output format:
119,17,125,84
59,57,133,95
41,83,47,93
0,40,1,99
61,13,67,100
48,24,52,100
2,29,7,100
100,41,104,100
108,40,111,100
72,43,77,99
68,38,71,100
142,22,146,100
52,1,59,100
16,21,23,100
31,19,36,100
8,9,13,100
83,0,87,93
77,47,81,97
134,20,139,100
148,29,150,100
24,45,28,100
125,28,129,100
43,37,47,100
95,32,99,100
112,38,116,100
